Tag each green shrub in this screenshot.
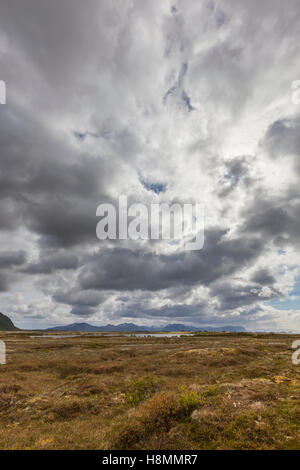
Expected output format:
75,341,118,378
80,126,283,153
125,375,159,406
179,385,201,413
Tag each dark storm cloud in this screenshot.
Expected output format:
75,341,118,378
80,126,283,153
251,268,276,286
238,114,300,249
0,250,26,268
262,116,300,164
210,282,278,311
115,302,208,321
241,194,300,248
79,229,264,292
110,301,257,327
0,0,143,252
25,198,98,248
52,288,106,317
0,251,26,293
0,106,113,247
70,305,95,317
53,289,106,308
23,252,79,274
2,108,140,254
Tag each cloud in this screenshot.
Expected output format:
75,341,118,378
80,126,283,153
23,252,79,274
0,273,10,292
79,230,264,291
251,268,276,286
0,251,26,268
1,0,300,331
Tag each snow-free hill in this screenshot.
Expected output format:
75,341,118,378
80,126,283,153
0,312,18,331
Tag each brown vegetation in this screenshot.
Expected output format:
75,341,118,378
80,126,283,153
0,331,299,449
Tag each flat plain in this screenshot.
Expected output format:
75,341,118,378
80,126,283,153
0,331,299,450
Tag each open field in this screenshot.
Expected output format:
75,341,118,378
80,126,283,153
0,331,299,450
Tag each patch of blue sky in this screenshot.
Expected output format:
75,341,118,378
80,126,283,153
141,179,166,194
265,276,300,310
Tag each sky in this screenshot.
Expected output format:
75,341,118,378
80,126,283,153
1,0,300,331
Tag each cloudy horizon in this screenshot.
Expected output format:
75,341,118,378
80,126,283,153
1,0,300,331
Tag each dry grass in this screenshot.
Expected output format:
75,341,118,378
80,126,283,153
0,331,299,449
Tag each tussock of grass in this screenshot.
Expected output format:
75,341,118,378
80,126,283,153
50,399,101,420
107,385,202,449
125,374,159,406
107,391,189,449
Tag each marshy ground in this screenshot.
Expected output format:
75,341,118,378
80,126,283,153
0,331,299,450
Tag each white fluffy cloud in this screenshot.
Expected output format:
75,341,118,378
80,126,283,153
1,0,300,331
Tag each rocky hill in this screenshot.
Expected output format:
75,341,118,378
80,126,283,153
0,312,18,331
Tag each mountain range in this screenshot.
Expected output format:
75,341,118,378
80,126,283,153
47,322,246,332
0,312,247,333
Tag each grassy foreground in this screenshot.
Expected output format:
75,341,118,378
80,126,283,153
0,331,299,450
